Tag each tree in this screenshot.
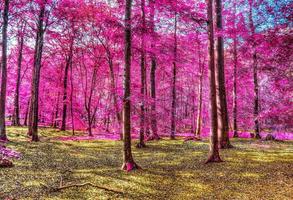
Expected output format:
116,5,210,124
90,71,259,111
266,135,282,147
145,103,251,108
84,65,98,137
96,29,122,139
248,0,261,139
215,0,232,148
52,92,60,128
0,0,10,141
28,2,47,142
60,39,74,131
137,0,147,148
121,0,140,171
195,41,204,137
206,0,222,163
148,0,160,140
12,22,25,127
170,12,178,140
232,1,238,138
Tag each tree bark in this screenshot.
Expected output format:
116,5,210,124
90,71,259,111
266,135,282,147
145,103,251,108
232,2,238,138
206,0,222,163
53,92,60,128
122,0,140,171
27,97,33,136
148,0,160,140
249,0,261,139
24,99,30,126
0,0,9,141
60,41,73,131
215,0,232,148
253,53,260,139
60,63,69,131
12,34,24,126
85,67,98,137
28,4,46,142
70,58,75,135
137,0,146,148
195,46,204,137
170,13,177,140
109,58,122,139
232,37,238,138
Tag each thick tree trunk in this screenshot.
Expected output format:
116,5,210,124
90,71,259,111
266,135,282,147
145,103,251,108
170,13,177,140
249,0,261,139
0,0,9,141
206,0,222,163
121,0,140,171
215,0,232,149
12,35,24,126
29,4,46,142
137,0,146,148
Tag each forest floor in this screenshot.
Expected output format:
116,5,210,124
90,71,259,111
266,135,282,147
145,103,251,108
1,127,293,200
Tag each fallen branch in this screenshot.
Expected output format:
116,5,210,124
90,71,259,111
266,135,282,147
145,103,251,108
52,182,123,194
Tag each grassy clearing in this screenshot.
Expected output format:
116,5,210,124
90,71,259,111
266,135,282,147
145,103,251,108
1,127,293,200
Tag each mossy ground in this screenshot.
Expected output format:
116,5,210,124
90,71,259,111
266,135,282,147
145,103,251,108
1,127,293,200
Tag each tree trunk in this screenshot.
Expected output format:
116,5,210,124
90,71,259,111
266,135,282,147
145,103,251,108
0,0,9,141
86,67,97,137
206,0,222,163
215,0,232,149
61,42,73,131
12,34,24,126
170,13,177,140
148,0,160,140
53,92,60,128
232,37,238,138
121,0,140,171
70,58,75,135
137,0,146,148
87,110,93,137
28,4,46,142
232,3,238,138
24,99,30,126
108,59,122,138
253,53,260,139
195,48,204,137
249,0,261,139
27,97,33,136
60,64,69,131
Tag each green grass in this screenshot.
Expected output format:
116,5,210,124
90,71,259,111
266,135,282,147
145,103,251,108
1,127,293,200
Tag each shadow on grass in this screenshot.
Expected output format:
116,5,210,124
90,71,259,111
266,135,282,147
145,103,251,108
1,127,293,200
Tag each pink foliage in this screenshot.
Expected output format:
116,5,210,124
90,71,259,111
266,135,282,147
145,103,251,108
0,145,21,159
1,0,291,141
